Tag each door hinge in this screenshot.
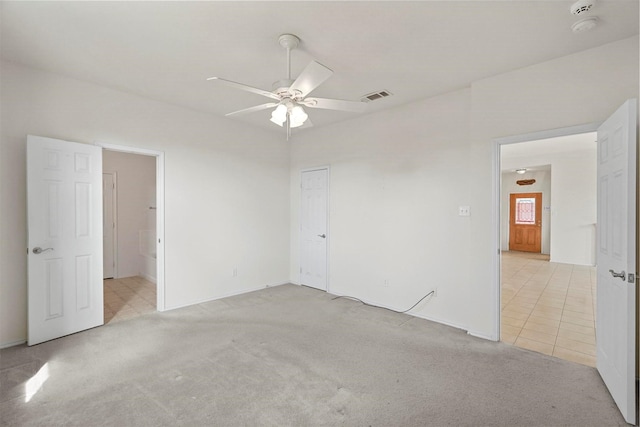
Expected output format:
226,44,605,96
629,273,636,283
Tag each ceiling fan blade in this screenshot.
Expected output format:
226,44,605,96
302,97,367,113
225,102,279,117
289,61,333,98
207,77,281,101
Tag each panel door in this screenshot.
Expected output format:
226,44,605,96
27,135,104,345
300,169,328,290
596,99,637,425
509,192,542,253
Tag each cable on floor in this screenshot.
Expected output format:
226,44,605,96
332,290,435,314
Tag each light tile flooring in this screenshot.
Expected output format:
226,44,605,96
501,251,597,367
104,276,156,324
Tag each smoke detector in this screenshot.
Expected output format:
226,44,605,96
570,0,595,15
571,17,598,33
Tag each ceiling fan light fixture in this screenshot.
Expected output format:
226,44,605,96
290,105,308,128
270,104,287,126
516,168,527,175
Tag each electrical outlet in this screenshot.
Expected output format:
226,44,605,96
458,206,470,216
383,279,389,287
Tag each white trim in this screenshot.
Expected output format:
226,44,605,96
102,171,118,279
493,122,600,146
409,312,468,333
0,339,27,349
95,141,166,312
165,282,290,312
328,289,469,331
299,166,331,293
491,122,601,342
467,330,497,341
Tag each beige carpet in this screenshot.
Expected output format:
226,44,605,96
0,284,626,426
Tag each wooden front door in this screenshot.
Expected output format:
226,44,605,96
509,192,542,253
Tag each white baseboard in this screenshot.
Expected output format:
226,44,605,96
408,311,468,334
467,330,499,341
164,281,290,312
1,339,27,349
327,290,489,338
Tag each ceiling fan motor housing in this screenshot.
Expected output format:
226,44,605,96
272,79,296,96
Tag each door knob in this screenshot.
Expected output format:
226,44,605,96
609,269,626,281
317,234,326,238
32,247,53,254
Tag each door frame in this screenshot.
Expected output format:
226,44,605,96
299,166,330,292
491,122,600,341
95,142,166,311
102,171,118,279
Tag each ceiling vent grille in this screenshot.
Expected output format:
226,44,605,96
361,90,393,103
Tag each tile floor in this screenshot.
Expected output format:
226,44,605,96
103,276,156,324
501,251,597,367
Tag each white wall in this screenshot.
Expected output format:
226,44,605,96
291,88,474,330
103,150,156,279
501,168,552,255
0,61,290,347
501,142,597,266
290,36,638,338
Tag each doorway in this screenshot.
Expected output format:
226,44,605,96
96,142,165,313
102,149,158,323
494,100,638,425
496,127,599,367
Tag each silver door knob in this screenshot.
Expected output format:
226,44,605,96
318,234,326,238
609,269,626,280
32,247,53,254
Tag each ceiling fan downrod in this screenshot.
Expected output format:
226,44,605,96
278,34,300,82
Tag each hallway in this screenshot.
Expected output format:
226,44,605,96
500,251,596,367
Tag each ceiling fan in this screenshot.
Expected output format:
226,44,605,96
207,34,367,139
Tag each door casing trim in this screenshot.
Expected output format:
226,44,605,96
95,141,166,311
102,171,118,279
491,122,600,341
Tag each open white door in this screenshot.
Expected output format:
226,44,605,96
300,168,328,290
596,99,637,425
27,135,104,345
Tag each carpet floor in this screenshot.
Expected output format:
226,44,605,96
0,284,626,426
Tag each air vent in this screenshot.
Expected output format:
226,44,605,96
361,90,393,103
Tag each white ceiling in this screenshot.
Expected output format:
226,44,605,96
1,1,638,134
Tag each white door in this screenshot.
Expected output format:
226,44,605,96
300,168,328,290
102,173,116,279
27,135,104,345
596,99,637,425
